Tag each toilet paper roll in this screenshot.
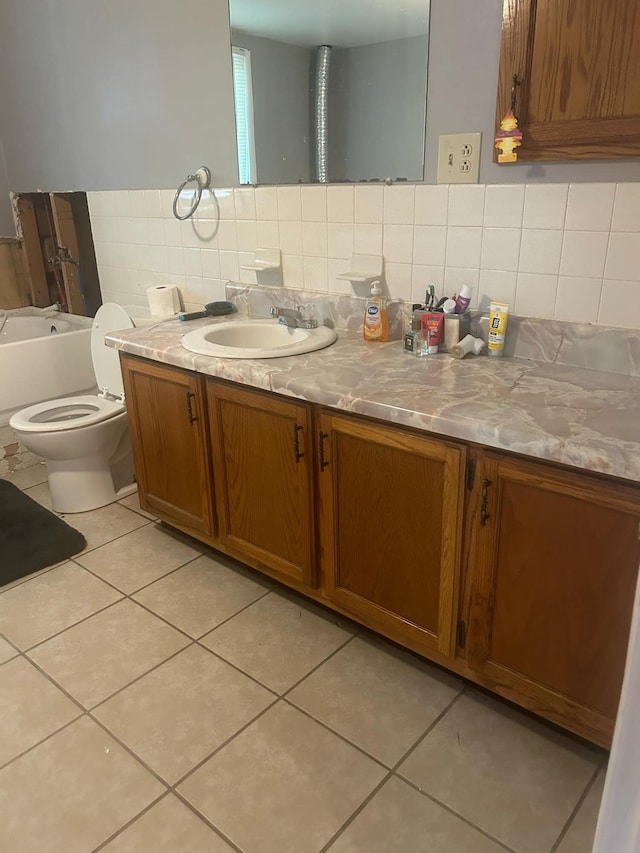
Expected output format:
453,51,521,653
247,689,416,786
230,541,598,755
146,284,181,317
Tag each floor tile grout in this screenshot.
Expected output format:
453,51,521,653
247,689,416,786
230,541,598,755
89,791,172,853
549,762,604,853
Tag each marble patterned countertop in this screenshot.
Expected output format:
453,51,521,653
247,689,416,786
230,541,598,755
106,307,640,485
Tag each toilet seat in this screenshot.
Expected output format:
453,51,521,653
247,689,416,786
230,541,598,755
10,395,125,433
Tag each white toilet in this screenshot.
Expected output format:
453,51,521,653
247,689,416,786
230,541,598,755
10,303,138,514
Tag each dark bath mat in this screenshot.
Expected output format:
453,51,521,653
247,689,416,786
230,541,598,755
0,479,87,586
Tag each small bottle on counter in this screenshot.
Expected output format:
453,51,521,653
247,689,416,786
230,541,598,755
454,285,472,314
363,281,389,342
403,303,424,353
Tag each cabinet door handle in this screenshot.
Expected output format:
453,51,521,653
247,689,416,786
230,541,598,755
294,424,304,463
319,431,329,471
480,478,492,526
186,391,198,426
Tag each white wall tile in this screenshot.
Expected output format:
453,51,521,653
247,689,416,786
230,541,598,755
257,220,279,249
444,267,479,304
183,248,202,277
481,228,521,272
160,190,176,215
411,266,444,303
484,185,525,229
144,190,163,218
446,226,482,268
612,184,640,232
385,262,412,300
414,185,448,226
236,220,258,252
355,185,383,223
303,256,328,291
201,249,220,279
146,219,165,246
515,272,558,318
219,251,239,281
383,224,414,263
327,186,354,223
327,258,353,294
256,187,278,221
560,231,608,278
202,278,227,303
327,223,354,259
413,226,446,266
599,279,640,327
180,219,207,249
555,276,602,324
301,186,327,222
605,232,640,281
519,230,563,274
163,218,181,248
279,221,303,254
354,223,383,254
165,246,184,276
478,270,517,312
565,183,615,231
448,185,485,226
194,189,218,221
111,190,131,217
216,220,238,251
182,275,204,304
302,222,328,257
282,254,304,288
523,184,568,229
128,191,146,218
214,188,236,220
383,185,415,224
234,187,256,220
238,252,256,284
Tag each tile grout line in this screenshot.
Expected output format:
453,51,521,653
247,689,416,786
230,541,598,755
396,775,518,853
89,791,173,853
549,762,604,853
317,687,467,853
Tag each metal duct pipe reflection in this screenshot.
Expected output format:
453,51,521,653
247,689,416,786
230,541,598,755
314,45,332,183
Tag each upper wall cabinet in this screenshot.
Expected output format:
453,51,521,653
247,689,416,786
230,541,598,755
496,0,640,161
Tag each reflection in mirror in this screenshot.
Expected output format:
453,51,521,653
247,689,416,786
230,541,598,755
229,0,430,185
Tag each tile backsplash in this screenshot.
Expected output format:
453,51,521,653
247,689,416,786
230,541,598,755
88,182,640,329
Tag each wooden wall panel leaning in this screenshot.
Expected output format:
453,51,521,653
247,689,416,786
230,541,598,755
496,0,640,160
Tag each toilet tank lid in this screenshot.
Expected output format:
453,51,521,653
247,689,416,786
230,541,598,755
91,303,134,398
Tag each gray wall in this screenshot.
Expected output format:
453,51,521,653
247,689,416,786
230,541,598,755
0,0,638,195
426,0,640,184
232,32,311,184
0,141,12,235
0,0,238,193
329,36,428,182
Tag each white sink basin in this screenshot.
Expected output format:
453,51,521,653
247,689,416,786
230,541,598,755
181,318,337,359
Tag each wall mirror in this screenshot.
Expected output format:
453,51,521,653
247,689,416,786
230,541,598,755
229,0,430,185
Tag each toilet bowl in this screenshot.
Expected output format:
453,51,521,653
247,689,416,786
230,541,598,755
10,304,138,513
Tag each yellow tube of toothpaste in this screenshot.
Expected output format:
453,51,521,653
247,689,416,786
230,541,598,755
488,301,509,357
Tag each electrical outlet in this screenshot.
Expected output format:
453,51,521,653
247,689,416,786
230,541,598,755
437,132,481,184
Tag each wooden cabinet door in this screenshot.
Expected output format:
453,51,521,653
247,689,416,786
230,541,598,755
318,412,466,657
465,452,640,744
497,0,640,160
120,355,214,537
207,381,315,586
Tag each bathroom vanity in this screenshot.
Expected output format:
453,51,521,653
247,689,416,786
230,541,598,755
110,316,640,749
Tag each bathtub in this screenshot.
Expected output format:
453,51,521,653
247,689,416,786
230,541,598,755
0,308,96,425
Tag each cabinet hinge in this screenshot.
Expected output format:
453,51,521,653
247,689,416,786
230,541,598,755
456,620,466,649
465,459,475,491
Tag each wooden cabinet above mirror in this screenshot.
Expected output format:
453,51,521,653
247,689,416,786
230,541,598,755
496,0,640,161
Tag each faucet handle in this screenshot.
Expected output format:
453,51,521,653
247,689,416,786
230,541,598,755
269,306,279,318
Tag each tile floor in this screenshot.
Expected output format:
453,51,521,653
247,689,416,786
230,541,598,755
0,467,606,852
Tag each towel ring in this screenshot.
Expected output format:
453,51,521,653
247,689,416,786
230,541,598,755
172,166,212,221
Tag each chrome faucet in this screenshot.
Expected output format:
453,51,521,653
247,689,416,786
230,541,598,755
269,305,318,329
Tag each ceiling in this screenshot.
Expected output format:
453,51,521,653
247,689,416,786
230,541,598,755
229,0,430,49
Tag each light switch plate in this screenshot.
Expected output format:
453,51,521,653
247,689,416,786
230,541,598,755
437,132,482,184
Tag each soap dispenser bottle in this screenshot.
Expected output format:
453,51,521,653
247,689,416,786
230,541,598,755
363,280,389,342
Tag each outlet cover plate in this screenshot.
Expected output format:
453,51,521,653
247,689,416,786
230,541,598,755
437,132,482,184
